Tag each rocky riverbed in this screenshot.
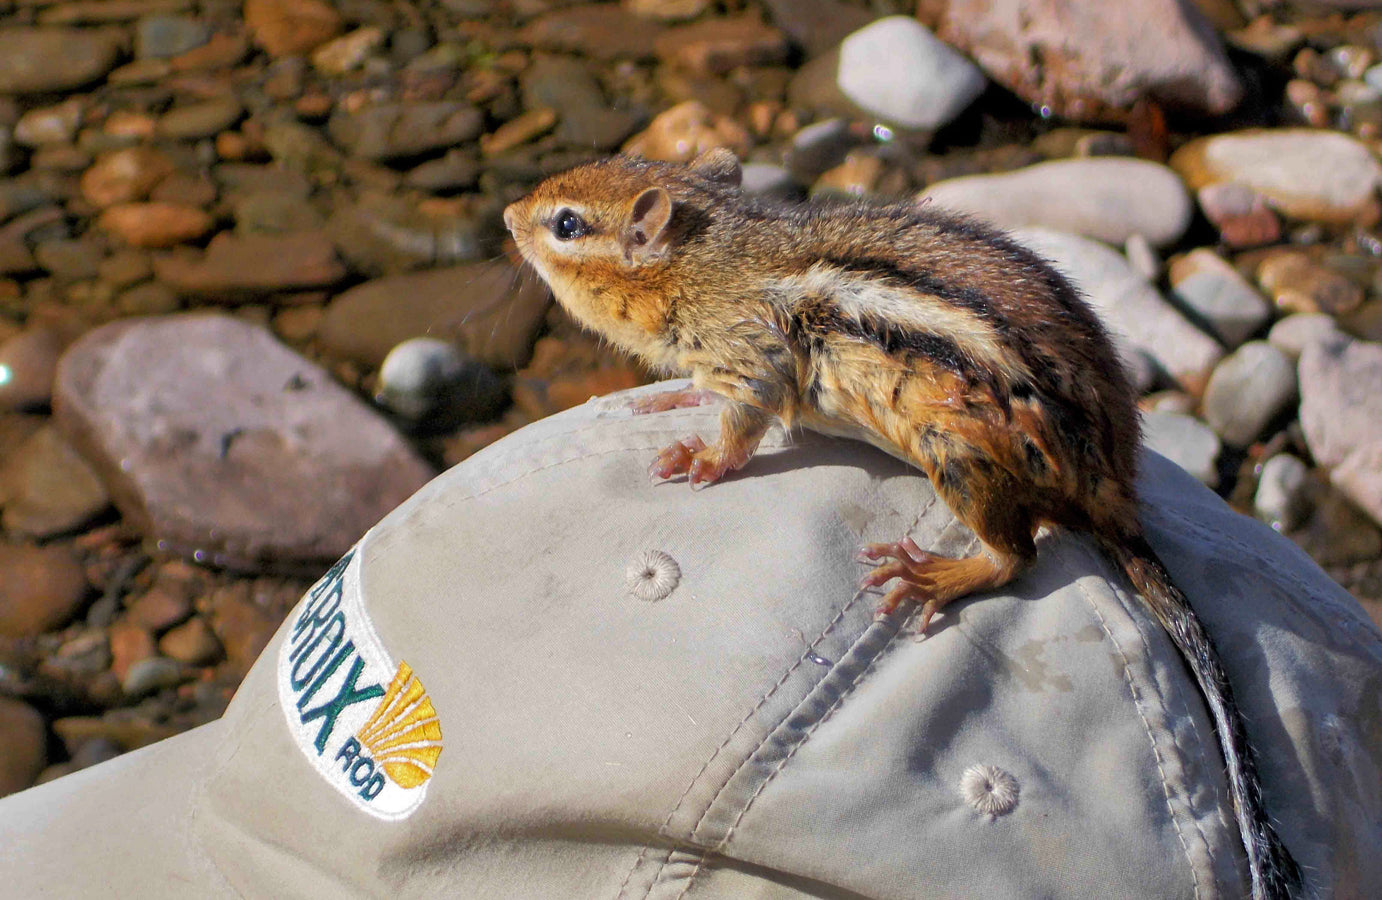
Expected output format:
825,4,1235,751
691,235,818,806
2,0,1382,797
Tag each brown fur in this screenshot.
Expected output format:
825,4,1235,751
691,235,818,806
504,151,1302,899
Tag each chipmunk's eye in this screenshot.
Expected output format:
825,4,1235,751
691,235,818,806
551,209,589,241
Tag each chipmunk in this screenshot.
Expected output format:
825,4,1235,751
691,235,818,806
503,149,1302,899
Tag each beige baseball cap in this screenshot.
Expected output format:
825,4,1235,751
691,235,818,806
4,381,1380,898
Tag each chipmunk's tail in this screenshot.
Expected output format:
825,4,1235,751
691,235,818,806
1099,532,1304,900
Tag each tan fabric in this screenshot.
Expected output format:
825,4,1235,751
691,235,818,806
3,381,1380,899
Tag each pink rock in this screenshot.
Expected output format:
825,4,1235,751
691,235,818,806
918,0,1242,121
54,313,436,570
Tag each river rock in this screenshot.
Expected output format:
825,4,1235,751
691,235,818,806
0,697,45,797
918,0,1241,121
1268,313,1347,359
1012,228,1223,392
0,28,124,94
244,0,341,58
1140,411,1221,487
321,260,550,371
836,17,986,132
1170,129,1382,224
1200,341,1297,446
155,97,243,140
327,101,483,161
654,14,789,77
152,231,346,300
622,99,750,162
53,313,437,570
375,338,507,430
14,99,84,147
0,424,111,538
1255,453,1310,531
0,325,63,411
922,158,1192,247
81,147,177,208
1298,336,1382,526
1168,248,1272,347
1195,182,1281,249
158,615,221,665
517,5,665,60
135,14,209,58
97,202,213,249
326,193,487,276
0,542,90,637
1257,250,1364,316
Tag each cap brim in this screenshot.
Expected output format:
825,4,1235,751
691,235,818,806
0,719,237,897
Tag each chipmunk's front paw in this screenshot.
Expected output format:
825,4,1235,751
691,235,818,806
628,388,718,415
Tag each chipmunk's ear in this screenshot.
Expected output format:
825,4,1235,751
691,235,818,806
690,147,742,188
622,186,672,264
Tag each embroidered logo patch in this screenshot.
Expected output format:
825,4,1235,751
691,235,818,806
278,549,443,820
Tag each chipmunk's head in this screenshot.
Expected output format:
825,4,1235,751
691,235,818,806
503,149,742,357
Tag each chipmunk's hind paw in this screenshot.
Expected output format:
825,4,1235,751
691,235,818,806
857,538,1023,633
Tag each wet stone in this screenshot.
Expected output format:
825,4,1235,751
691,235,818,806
327,193,488,276
159,615,221,665
14,99,84,147
375,338,508,431
654,14,789,78
97,202,214,249
622,100,750,163
81,147,177,209
517,5,665,61
53,313,436,570
121,655,185,697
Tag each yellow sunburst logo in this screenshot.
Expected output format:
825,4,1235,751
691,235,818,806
355,661,443,789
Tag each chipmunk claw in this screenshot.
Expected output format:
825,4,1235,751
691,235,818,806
649,435,708,481
629,388,718,415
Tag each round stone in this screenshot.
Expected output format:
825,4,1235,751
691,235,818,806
837,16,986,131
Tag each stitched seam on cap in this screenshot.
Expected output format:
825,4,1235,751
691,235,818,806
673,615,910,900
617,585,873,899
1059,548,1209,900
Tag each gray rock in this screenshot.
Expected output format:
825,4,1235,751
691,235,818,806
1268,313,1347,360
784,117,855,183
1123,233,1161,282
922,158,1193,248
1012,228,1223,392
1201,341,1297,446
156,98,243,141
1141,410,1221,487
836,17,986,131
121,656,185,698
326,192,488,276
1170,129,1382,225
0,28,123,94
327,102,483,161
740,163,800,200
1255,453,1310,531
54,313,437,570
135,14,210,58
320,260,551,371
519,56,640,151
1169,249,1272,348
375,338,507,430
1298,337,1382,468
404,150,480,192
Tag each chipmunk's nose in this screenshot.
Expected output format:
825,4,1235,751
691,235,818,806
502,203,517,234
